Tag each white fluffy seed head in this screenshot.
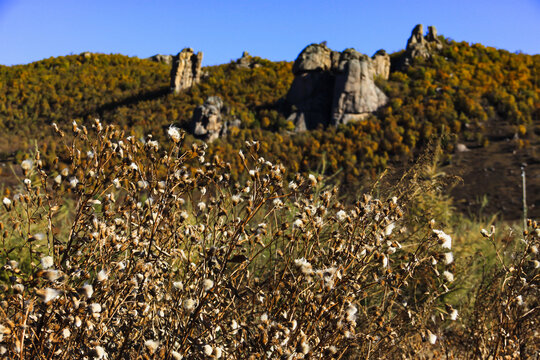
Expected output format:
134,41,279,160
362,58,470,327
203,344,213,356
433,229,452,249
168,126,181,143
39,288,60,304
41,256,54,269
97,270,108,282
202,279,214,291
81,284,94,298
442,270,454,282
144,340,160,354
428,332,437,344
171,351,183,360
183,299,196,313
89,303,102,314
21,159,33,171
444,252,454,265
294,258,312,275
93,346,106,359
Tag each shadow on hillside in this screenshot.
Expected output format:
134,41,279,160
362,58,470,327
80,86,171,117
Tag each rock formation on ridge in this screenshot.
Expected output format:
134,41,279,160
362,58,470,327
235,51,261,69
170,48,203,94
149,54,173,65
286,43,390,131
403,24,443,66
331,49,388,126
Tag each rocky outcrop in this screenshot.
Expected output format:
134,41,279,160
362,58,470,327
286,44,336,131
371,50,390,80
235,51,260,69
292,44,340,74
149,54,173,65
191,96,240,142
170,48,203,94
192,96,225,142
403,24,442,66
286,43,390,131
331,49,388,126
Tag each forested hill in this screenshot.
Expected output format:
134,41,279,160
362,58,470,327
0,35,539,217
0,54,292,155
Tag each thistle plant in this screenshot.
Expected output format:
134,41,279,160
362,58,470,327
0,120,536,359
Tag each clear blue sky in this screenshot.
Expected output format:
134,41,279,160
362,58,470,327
1,0,539,66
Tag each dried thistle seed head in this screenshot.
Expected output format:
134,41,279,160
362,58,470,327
428,331,437,344
144,340,160,354
183,299,196,313
2,197,12,210
173,281,183,291
444,252,454,265
433,229,452,249
36,288,60,304
90,345,107,359
69,177,79,188
80,284,94,298
171,351,183,360
294,258,312,275
12,284,24,293
89,303,102,314
202,279,214,291
203,344,213,357
41,256,54,269
44,270,61,282
442,270,454,282
97,270,108,282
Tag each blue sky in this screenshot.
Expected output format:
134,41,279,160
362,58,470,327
1,0,539,66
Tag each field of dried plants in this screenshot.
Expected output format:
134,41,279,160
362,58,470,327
0,120,538,359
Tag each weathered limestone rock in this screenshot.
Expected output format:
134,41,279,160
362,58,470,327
286,43,389,131
331,49,388,126
403,24,443,66
191,96,227,142
149,54,173,65
170,48,203,94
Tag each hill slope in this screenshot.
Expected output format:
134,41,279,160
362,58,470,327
0,37,538,219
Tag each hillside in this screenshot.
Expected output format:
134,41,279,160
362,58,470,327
0,33,539,220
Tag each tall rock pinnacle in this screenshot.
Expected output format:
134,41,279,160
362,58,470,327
170,48,203,94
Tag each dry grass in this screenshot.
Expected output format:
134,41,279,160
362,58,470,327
0,120,538,359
